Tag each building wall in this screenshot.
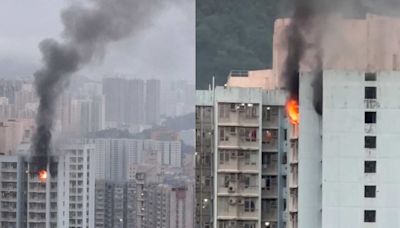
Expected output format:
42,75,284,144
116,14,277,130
322,70,400,228
0,156,26,228
196,86,287,228
145,79,161,125
195,91,214,228
297,72,322,228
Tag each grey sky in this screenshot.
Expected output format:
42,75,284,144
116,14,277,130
0,0,194,82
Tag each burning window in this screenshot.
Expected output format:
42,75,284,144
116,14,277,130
365,73,377,81
364,161,377,173
365,87,377,99
365,112,376,124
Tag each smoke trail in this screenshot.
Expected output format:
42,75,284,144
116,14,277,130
31,0,167,172
282,0,327,115
282,0,400,114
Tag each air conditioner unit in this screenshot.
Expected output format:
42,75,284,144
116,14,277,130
229,198,236,205
228,185,236,193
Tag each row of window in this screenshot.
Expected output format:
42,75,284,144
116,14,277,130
364,77,377,223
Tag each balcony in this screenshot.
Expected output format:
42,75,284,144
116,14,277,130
262,187,278,199
262,130,278,152
262,107,280,129
262,209,278,221
218,103,259,127
219,111,259,127
262,163,278,175
289,165,298,188
218,174,259,196
289,188,298,212
217,204,258,220
218,151,258,173
219,135,259,150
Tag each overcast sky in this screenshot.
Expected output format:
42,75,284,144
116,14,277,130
0,0,194,82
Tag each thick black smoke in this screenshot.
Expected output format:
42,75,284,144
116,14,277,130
282,0,400,115
282,0,326,114
31,0,167,172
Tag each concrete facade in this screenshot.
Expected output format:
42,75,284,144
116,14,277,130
196,84,288,228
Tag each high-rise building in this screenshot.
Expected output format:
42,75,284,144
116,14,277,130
94,173,146,228
0,143,96,228
145,79,161,125
126,79,145,125
80,95,105,135
196,71,288,228
144,182,194,228
161,80,195,118
58,94,105,137
93,138,182,181
103,78,145,126
0,155,27,228
94,180,113,228
196,13,400,228
103,78,125,125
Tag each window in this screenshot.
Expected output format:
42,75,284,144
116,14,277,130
365,186,376,198
244,152,250,165
284,129,287,141
365,112,376,124
365,72,377,81
245,105,257,118
219,128,228,141
282,153,287,164
364,136,376,148
243,175,251,188
244,198,255,212
219,151,230,165
365,161,377,173
219,104,229,118
264,107,271,121
244,223,256,228
364,210,376,223
365,87,377,99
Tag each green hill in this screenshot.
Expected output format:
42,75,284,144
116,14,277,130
196,0,283,89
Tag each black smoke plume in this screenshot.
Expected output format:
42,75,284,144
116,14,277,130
282,0,326,114
31,0,167,173
282,0,400,115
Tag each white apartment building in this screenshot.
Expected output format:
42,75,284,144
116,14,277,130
0,142,96,228
285,70,400,228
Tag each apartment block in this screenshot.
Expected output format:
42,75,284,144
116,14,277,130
0,156,27,228
94,173,146,228
0,142,96,228
196,75,288,228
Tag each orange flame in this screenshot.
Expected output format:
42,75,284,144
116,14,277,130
38,170,48,182
286,99,299,125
